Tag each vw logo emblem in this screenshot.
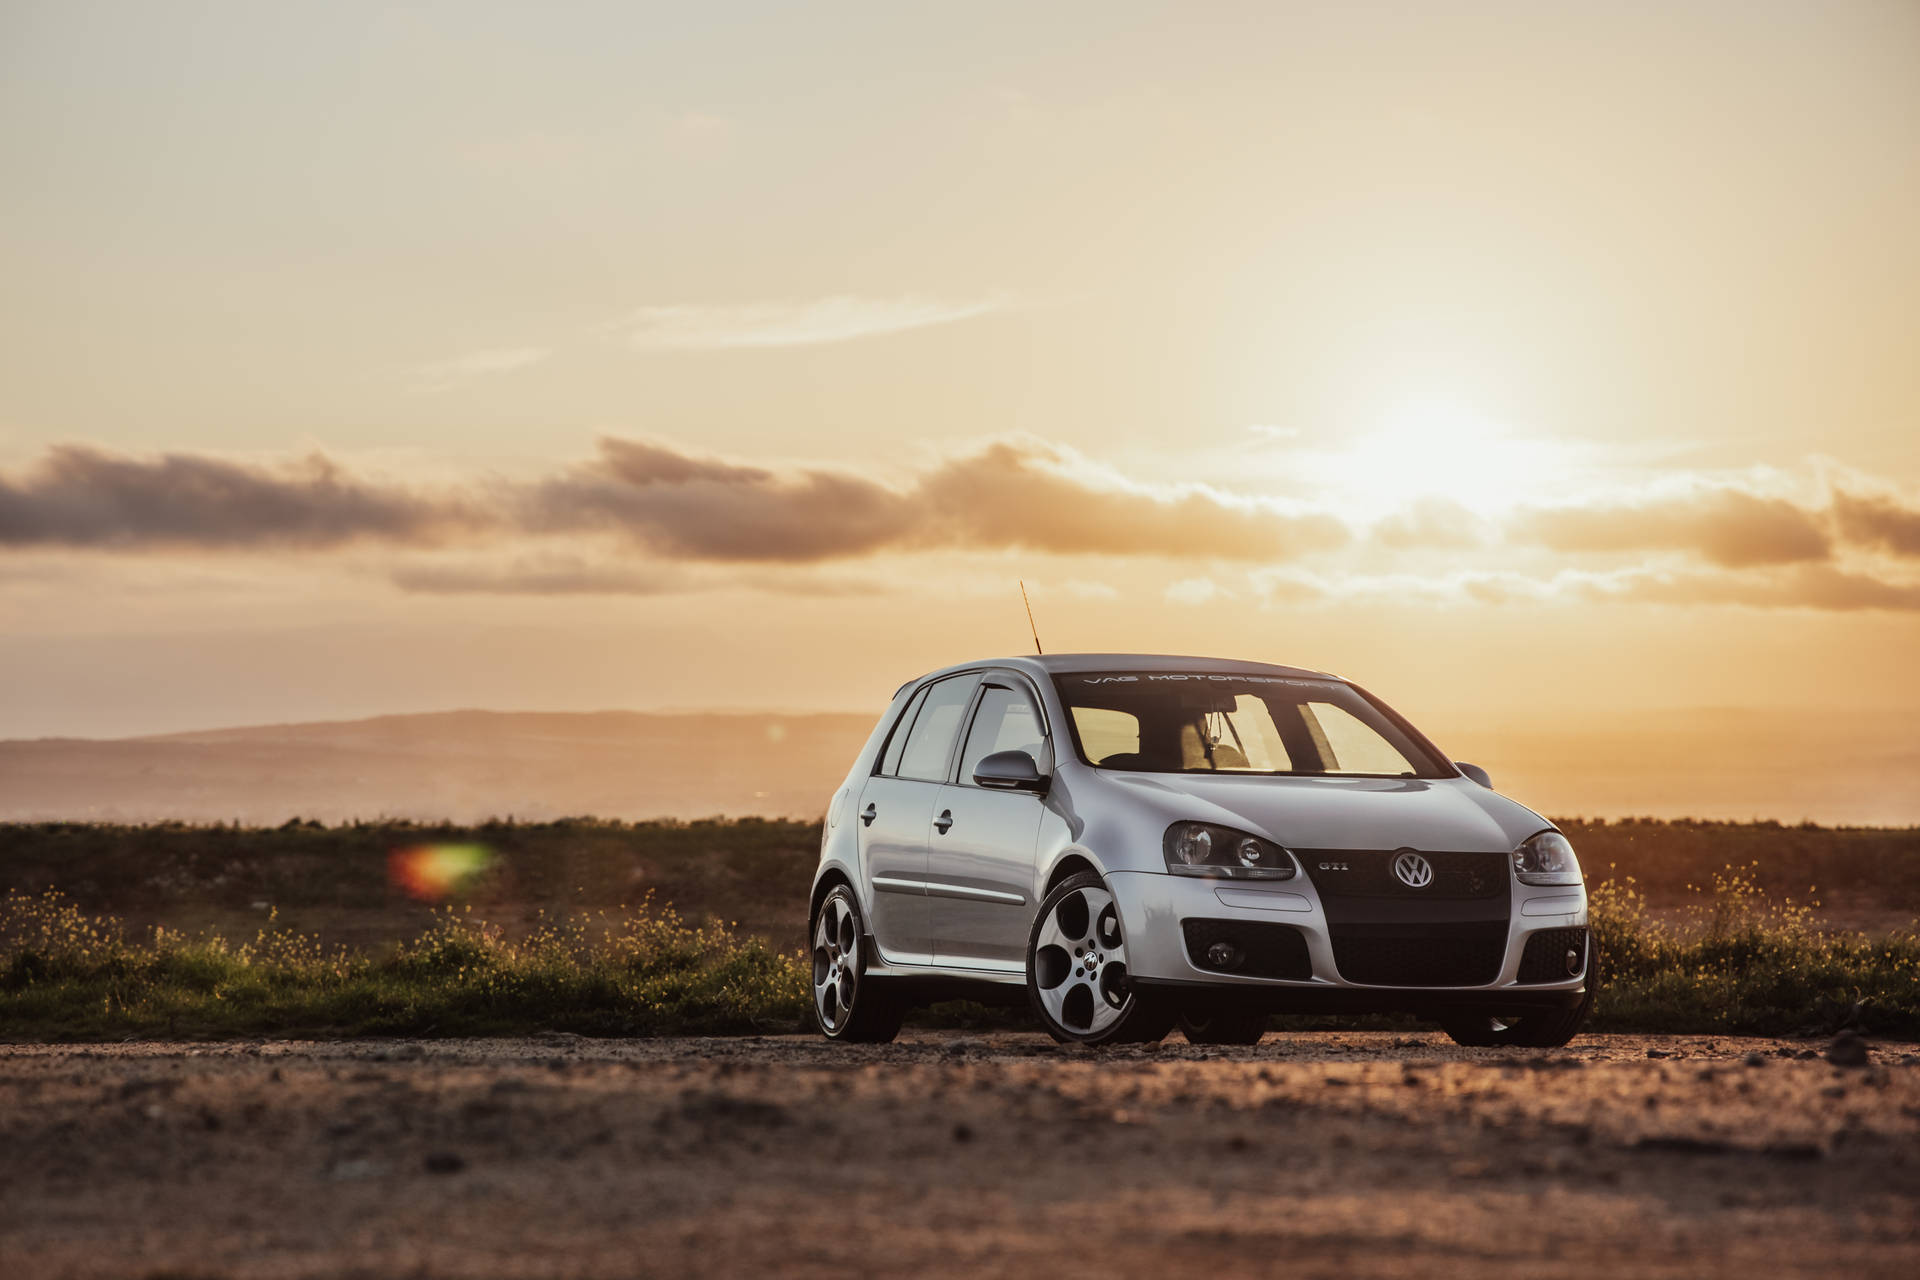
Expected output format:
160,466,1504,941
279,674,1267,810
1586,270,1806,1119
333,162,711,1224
1391,850,1434,889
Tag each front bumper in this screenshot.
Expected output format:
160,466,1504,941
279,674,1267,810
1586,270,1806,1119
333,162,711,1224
1107,868,1589,1012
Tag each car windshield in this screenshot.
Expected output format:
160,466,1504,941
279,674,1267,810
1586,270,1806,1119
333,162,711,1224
1052,671,1448,778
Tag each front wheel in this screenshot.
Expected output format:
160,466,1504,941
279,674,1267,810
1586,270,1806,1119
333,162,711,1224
1027,871,1172,1045
1439,939,1598,1048
811,884,905,1043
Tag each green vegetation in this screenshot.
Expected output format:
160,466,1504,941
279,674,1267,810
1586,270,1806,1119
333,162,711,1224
1590,865,1919,1038
5,816,1914,955
0,890,808,1039
3,867,1915,1041
1559,816,1920,907
0,817,823,951
1,817,1915,1040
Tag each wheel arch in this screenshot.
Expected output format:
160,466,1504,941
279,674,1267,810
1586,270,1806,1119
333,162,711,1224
810,865,856,925
1042,852,1101,899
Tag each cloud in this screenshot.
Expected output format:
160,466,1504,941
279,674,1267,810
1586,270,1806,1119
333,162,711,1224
1249,564,1920,613
1164,577,1221,605
1061,579,1120,600
525,437,1350,564
0,437,1348,565
0,446,467,550
390,554,883,598
530,438,915,561
415,347,549,390
622,296,1005,350
391,557,686,596
1371,498,1486,550
1250,567,1566,609
8,437,1915,615
915,441,1350,560
1833,489,1920,557
1514,487,1832,568
1579,564,1920,612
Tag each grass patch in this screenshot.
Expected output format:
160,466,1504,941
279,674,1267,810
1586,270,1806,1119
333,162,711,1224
2,866,1914,1042
0,817,822,951
1590,865,1920,1038
0,890,807,1039
4,818,1914,964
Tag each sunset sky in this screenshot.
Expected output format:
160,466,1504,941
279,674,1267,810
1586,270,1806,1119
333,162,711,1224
1,2,1916,818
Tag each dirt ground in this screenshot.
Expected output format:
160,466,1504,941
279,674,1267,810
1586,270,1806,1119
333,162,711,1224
2,1031,1917,1279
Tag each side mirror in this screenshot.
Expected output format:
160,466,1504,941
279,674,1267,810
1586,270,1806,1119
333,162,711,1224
1454,761,1492,789
973,749,1049,793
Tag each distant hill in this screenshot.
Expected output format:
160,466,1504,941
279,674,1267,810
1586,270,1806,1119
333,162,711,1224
1444,706,1920,828
0,705,1913,826
0,710,875,824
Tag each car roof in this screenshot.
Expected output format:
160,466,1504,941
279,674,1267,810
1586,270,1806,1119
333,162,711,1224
902,652,1339,690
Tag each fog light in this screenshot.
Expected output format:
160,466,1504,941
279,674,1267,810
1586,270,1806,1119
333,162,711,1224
1565,948,1581,975
1206,941,1241,970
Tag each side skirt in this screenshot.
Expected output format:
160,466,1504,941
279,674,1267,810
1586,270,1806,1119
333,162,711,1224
862,938,1029,1009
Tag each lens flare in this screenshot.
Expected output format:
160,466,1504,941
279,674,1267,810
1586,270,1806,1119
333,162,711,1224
388,843,495,901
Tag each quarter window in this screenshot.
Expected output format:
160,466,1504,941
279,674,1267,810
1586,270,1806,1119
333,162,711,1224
878,684,930,776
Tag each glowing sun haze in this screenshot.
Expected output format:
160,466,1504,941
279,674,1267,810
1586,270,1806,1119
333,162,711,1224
0,2,1916,820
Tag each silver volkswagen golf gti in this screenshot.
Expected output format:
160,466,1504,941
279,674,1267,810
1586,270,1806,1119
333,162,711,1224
809,654,1594,1047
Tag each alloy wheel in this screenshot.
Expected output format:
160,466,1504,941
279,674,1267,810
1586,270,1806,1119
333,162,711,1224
812,891,861,1033
1032,884,1133,1036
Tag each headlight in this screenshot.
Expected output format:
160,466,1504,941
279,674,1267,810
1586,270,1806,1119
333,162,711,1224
1512,831,1582,886
1163,822,1295,880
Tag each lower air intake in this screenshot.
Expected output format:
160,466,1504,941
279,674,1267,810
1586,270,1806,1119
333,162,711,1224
1329,923,1507,987
1181,919,1313,980
1517,926,1589,984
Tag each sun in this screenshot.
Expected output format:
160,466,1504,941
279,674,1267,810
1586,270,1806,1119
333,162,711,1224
1336,399,1569,520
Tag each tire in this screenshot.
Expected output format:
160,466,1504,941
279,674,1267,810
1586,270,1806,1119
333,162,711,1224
1113,991,1179,1045
1439,937,1599,1049
1026,871,1170,1045
810,884,906,1043
1178,1007,1268,1046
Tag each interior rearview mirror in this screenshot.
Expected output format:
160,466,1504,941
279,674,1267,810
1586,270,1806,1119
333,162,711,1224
973,749,1049,793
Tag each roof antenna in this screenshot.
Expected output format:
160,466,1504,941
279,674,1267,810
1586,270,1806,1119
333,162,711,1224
1020,580,1044,655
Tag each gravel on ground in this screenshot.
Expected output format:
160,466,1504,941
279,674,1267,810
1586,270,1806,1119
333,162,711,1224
2,1031,1917,1278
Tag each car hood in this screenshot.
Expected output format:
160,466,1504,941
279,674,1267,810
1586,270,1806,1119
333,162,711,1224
1096,771,1548,853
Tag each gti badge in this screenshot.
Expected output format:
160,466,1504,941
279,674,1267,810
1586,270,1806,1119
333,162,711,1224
1391,850,1434,889
1317,861,1349,872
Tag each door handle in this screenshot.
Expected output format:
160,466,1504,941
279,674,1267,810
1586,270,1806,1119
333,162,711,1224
860,803,877,827
934,809,953,835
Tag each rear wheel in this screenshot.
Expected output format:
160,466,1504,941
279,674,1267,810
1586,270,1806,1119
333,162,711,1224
811,884,905,1043
1439,938,1598,1048
1177,1007,1267,1046
1027,871,1171,1045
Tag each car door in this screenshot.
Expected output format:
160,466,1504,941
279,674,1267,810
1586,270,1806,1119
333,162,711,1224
856,673,979,965
930,678,1050,969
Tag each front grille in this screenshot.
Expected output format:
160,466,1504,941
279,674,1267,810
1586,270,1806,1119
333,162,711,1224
1328,922,1507,987
1517,927,1589,983
1298,849,1508,900
1181,918,1313,980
